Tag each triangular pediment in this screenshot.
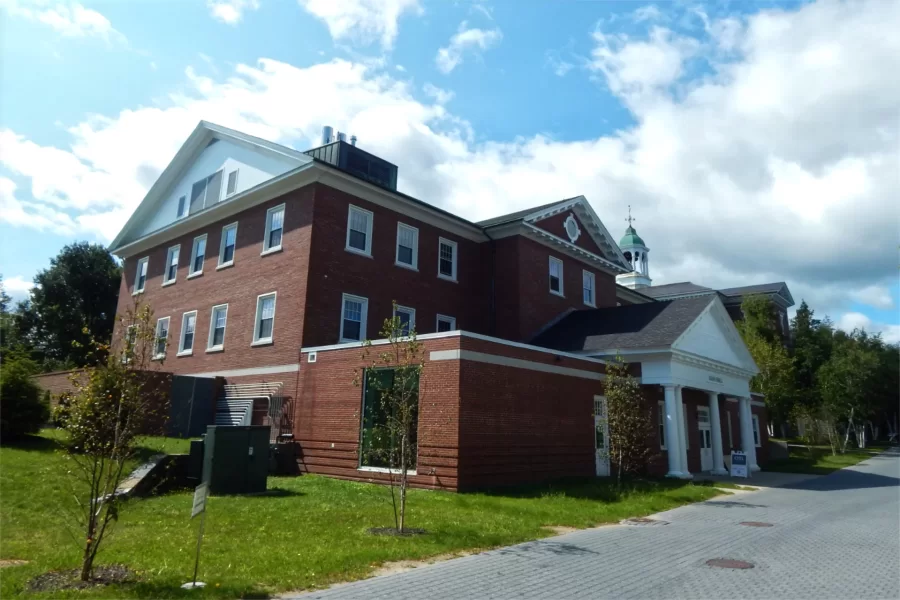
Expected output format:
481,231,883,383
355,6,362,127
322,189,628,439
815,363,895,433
672,297,758,374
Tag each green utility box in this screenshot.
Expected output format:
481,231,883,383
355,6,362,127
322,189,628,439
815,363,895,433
201,425,269,495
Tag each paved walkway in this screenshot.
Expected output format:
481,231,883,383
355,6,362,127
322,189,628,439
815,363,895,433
296,450,900,599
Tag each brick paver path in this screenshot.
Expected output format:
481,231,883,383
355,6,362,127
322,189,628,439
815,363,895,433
296,449,900,599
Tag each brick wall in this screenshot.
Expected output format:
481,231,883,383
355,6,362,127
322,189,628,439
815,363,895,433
32,370,82,405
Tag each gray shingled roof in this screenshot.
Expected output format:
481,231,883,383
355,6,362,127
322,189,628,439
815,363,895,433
718,282,787,297
477,197,579,228
639,282,714,299
531,296,713,353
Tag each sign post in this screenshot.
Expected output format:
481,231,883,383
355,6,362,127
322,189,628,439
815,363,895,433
182,483,209,590
730,451,749,478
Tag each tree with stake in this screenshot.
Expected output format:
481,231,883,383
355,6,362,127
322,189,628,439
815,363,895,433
354,303,423,534
58,299,169,581
603,354,653,487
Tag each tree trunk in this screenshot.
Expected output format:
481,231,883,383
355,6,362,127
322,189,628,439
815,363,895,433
398,434,407,533
842,408,855,454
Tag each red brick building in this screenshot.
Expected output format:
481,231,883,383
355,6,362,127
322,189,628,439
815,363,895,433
108,122,768,490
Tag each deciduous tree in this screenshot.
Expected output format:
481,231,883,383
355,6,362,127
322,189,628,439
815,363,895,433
603,354,653,487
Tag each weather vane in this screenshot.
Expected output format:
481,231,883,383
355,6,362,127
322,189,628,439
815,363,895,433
626,205,636,227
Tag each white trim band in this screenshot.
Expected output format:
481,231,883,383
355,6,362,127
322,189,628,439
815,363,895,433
430,349,607,381
189,363,300,378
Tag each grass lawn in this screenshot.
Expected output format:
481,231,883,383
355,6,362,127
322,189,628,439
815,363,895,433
2,430,729,599
767,443,885,475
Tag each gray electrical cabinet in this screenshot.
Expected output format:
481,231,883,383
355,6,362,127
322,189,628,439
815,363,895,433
200,425,269,495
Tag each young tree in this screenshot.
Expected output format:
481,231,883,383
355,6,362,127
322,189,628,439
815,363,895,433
354,303,424,534
59,300,169,581
16,242,121,369
603,354,653,487
737,296,796,431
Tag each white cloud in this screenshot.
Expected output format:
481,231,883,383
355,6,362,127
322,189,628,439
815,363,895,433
837,312,900,345
2,0,125,42
852,285,895,310
297,0,422,49
1,274,36,302
207,0,259,25
0,177,76,235
1,0,897,330
435,21,503,74
422,83,454,104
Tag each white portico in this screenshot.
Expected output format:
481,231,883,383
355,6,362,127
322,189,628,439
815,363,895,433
532,293,761,479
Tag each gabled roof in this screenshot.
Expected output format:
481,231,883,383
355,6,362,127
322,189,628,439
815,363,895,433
479,196,631,271
109,121,311,252
640,282,714,299
531,296,714,352
719,282,795,306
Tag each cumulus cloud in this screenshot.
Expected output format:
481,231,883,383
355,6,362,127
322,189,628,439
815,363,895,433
852,285,895,310
1,274,36,302
435,21,503,74
1,0,897,332
837,312,900,345
297,0,421,49
1,0,126,42
207,0,259,25
0,177,76,235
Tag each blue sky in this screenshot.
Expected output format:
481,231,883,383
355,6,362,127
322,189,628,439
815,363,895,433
1,0,897,342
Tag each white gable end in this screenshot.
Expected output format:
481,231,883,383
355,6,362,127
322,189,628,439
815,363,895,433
673,300,757,373
135,138,301,238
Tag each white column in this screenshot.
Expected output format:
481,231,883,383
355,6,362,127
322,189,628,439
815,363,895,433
738,397,760,472
663,385,687,478
708,391,727,475
675,386,692,479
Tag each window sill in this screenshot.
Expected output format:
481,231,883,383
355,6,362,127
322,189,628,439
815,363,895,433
358,466,417,476
394,261,418,272
339,337,362,344
162,280,176,287
345,246,373,258
186,272,203,279
132,289,145,296
584,301,596,308
152,354,166,361
206,346,224,354
216,262,234,271
437,274,457,283
251,339,274,347
260,247,282,257
176,350,193,357
550,290,565,298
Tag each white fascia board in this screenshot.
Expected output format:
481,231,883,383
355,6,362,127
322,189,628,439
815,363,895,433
111,161,317,257
670,296,759,375
572,197,631,267
200,121,310,162
317,170,487,242
671,349,758,379
523,224,629,275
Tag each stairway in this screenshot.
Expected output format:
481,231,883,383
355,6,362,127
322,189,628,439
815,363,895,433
214,398,254,426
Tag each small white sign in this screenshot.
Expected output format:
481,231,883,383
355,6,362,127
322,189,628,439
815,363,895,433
730,451,749,478
191,483,209,518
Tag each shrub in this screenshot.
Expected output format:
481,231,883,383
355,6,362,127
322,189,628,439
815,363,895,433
0,359,50,439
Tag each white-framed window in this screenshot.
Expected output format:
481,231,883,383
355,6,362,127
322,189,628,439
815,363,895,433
189,234,207,276
438,237,458,281
346,205,373,256
178,311,197,355
226,170,239,196
134,257,149,293
549,256,564,296
163,245,180,284
339,293,368,343
583,270,596,307
154,317,170,358
218,222,238,267
752,414,761,447
436,314,456,332
658,401,667,450
189,170,223,214
207,304,228,351
393,305,415,335
395,223,419,270
253,293,276,344
177,195,187,218
263,204,285,253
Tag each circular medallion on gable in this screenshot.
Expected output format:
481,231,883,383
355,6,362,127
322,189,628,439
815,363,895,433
564,213,581,243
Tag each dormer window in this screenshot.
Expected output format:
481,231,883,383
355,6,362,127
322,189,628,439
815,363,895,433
226,170,239,196
189,171,223,215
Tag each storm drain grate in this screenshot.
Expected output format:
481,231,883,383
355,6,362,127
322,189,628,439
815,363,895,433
740,521,774,527
706,559,755,569
621,517,669,526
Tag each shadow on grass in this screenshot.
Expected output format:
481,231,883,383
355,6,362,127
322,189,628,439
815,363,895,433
0,433,63,453
110,580,271,599
475,476,696,502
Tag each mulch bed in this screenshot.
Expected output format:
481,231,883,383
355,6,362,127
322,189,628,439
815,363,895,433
367,527,428,537
26,564,136,592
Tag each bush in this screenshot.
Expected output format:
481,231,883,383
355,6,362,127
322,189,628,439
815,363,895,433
0,359,50,439
51,392,74,427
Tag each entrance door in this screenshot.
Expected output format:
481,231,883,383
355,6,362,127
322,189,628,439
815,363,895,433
594,395,610,476
697,406,713,472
